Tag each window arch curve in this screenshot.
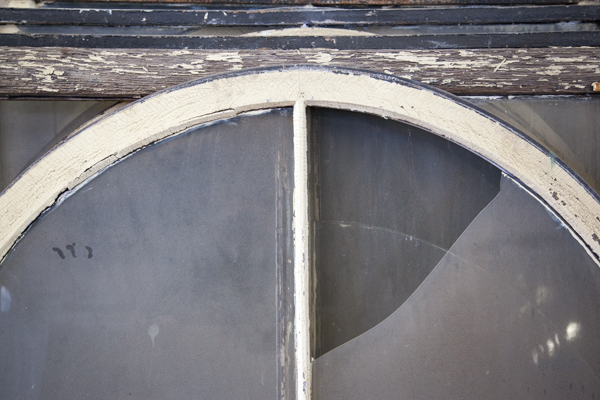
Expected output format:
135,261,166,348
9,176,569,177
1,66,598,262
1,66,599,399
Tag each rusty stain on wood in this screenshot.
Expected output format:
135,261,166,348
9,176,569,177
593,82,600,91
0,46,598,98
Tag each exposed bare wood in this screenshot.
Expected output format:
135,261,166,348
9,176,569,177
0,46,598,98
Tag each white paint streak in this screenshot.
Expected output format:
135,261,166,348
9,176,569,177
293,98,311,400
306,52,334,65
205,52,243,63
373,51,510,70
538,65,565,76
87,55,115,65
167,63,203,71
169,50,193,56
493,58,507,73
244,27,374,37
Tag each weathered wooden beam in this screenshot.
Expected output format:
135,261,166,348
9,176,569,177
2,5,597,27
1,31,599,49
0,47,597,98
49,0,579,5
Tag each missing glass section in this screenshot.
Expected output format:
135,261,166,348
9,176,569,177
310,108,501,358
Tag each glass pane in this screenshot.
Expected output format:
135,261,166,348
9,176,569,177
311,108,501,357
468,96,600,194
0,108,294,399
0,101,121,192
314,176,600,399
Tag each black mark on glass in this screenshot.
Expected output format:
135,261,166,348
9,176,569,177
65,243,76,258
52,244,93,260
52,248,65,259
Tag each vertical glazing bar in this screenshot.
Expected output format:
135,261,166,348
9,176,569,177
293,98,311,400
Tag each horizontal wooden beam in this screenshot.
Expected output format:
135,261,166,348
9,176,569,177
2,5,597,27
1,31,599,49
0,46,597,98
44,0,580,5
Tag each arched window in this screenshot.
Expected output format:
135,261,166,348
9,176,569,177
0,67,599,399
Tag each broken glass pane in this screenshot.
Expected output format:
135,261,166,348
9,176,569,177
469,96,600,194
314,176,600,399
311,108,501,357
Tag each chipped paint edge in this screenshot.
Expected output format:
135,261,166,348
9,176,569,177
0,66,599,267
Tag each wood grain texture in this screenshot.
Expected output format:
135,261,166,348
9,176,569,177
0,46,598,97
3,32,599,49
3,5,597,26
51,0,579,5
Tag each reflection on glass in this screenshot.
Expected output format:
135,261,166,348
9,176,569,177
314,176,600,399
0,109,294,399
311,108,501,357
469,96,600,194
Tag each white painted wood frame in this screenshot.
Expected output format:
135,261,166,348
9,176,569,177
1,66,599,398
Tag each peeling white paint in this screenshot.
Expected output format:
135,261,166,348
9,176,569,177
87,55,115,65
205,52,243,64
0,24,19,34
306,52,334,65
0,68,599,267
169,50,193,56
538,65,565,76
167,63,203,71
36,86,59,92
111,68,155,75
244,27,374,37
373,51,514,70
293,98,311,400
2,47,596,97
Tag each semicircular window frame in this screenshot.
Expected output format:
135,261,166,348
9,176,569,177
1,66,599,400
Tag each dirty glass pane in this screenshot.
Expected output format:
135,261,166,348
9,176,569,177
0,100,121,192
468,96,600,194
311,108,501,357
314,176,600,399
0,108,294,399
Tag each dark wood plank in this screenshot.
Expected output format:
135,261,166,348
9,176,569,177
49,0,579,5
0,47,597,98
2,5,597,26
1,31,599,49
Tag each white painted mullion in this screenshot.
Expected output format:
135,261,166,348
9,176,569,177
293,98,312,400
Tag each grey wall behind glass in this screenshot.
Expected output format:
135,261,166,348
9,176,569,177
0,109,294,399
314,176,600,399
469,96,600,194
310,107,501,358
0,101,120,192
